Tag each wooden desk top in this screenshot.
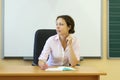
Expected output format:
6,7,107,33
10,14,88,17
0,66,107,76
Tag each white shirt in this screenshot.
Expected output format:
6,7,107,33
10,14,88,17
38,34,80,66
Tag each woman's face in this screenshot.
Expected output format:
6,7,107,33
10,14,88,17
56,18,70,36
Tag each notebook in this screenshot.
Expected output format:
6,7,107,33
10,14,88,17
45,66,76,71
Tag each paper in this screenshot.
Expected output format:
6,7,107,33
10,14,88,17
45,66,76,71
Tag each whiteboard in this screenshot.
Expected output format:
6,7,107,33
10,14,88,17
3,0,102,58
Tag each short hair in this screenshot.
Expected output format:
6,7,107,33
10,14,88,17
56,15,75,34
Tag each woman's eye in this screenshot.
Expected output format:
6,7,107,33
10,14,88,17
56,23,64,26
59,23,64,26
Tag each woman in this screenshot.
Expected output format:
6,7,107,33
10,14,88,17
38,15,80,70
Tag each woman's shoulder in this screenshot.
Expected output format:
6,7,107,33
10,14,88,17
71,34,78,40
71,34,80,43
47,34,58,41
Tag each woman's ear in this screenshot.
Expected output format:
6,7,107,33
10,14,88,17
68,25,71,32
68,25,71,30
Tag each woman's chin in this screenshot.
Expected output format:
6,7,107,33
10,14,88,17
57,32,61,35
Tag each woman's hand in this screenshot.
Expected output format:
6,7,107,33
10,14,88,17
66,35,72,46
38,60,48,70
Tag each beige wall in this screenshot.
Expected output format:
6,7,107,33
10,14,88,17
0,0,120,80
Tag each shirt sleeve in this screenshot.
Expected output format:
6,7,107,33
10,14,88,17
73,38,80,61
38,37,51,62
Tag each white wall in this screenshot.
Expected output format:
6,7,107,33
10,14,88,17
3,0,101,57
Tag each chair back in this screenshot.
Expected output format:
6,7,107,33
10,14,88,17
32,29,57,66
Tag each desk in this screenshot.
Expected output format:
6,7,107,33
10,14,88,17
0,66,106,80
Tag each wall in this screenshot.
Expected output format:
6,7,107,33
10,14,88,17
0,0,120,80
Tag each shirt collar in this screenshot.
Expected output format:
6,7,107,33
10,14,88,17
54,34,74,41
55,34,59,40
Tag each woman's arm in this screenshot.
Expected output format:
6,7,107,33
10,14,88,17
68,44,79,66
66,36,80,66
38,37,51,69
38,60,48,70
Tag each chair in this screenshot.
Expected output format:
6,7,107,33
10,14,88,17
32,29,57,66
32,29,80,66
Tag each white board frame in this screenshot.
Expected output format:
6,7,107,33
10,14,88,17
2,0,102,58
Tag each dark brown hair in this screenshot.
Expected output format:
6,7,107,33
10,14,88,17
56,15,75,34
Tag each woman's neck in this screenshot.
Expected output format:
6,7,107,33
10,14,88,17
59,34,69,50
59,34,69,41
60,36,66,41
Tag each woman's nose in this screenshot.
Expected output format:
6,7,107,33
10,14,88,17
56,25,59,29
